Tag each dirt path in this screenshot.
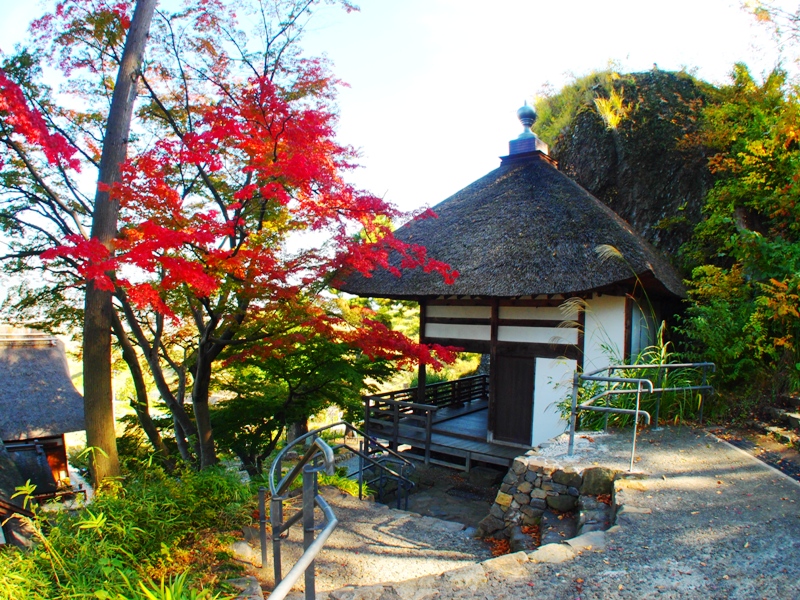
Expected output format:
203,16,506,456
305,426,800,600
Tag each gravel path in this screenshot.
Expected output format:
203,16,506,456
303,426,800,600
247,487,493,597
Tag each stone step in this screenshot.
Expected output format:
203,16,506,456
763,407,800,431
540,508,577,545
766,425,800,446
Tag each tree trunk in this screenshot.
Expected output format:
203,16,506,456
191,350,217,468
82,0,157,486
111,312,171,461
286,420,308,445
173,415,193,463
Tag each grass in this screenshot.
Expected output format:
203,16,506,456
0,464,255,599
562,322,710,430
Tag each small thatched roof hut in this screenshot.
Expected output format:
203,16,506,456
0,329,84,442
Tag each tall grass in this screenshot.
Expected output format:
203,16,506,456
562,321,708,430
0,464,254,599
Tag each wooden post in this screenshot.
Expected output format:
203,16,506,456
424,411,433,465
418,298,427,404
392,403,399,451
487,299,499,438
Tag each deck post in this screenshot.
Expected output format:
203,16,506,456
418,298,427,404
392,402,399,450
417,363,427,403
424,410,433,465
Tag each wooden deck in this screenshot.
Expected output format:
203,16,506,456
369,405,526,471
363,376,528,471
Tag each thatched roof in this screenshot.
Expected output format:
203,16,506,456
338,151,685,299
0,330,85,441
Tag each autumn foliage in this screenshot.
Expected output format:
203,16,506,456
0,0,457,468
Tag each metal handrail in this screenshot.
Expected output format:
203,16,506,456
567,362,716,470
262,421,417,600
266,433,336,600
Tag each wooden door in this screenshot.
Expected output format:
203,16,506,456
491,355,534,446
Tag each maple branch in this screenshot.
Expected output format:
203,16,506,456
1,135,90,239
114,290,198,439
138,73,230,218
259,0,315,80
6,215,69,251
159,9,195,132
29,95,101,171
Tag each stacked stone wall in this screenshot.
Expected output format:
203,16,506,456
478,454,618,539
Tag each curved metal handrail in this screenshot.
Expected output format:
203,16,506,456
567,362,716,470
263,420,418,600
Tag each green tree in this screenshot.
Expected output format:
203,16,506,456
211,312,393,477
681,65,800,398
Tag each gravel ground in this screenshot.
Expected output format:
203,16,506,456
298,426,800,600
246,487,493,597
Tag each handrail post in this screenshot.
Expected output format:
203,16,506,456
699,365,708,424
358,437,365,501
567,371,580,456
302,464,316,600
653,367,663,429
259,487,268,573
271,494,283,585
630,384,642,471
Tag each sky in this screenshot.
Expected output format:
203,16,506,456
0,0,793,215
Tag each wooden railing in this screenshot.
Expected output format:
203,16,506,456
366,374,488,410
363,375,488,464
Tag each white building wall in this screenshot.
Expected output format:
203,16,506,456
532,357,575,445
583,294,627,373
426,305,491,319
497,326,578,345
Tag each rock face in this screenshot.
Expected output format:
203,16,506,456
548,70,714,261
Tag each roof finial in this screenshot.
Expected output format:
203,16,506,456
517,100,536,138
508,101,548,156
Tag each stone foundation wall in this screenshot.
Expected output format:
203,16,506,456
477,455,618,539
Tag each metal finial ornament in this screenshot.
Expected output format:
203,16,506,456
517,101,537,137
508,100,549,156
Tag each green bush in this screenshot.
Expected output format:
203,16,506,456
0,466,254,599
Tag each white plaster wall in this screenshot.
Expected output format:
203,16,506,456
497,326,578,345
532,357,575,446
498,305,578,321
583,294,627,372
425,323,491,341
426,305,491,319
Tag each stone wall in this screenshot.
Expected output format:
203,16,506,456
477,454,618,540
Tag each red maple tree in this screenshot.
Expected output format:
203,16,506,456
2,0,457,469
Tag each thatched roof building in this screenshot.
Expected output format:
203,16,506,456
338,104,685,449
0,329,85,441
339,129,684,301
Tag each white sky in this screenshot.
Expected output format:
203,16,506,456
297,0,788,213
0,0,793,215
